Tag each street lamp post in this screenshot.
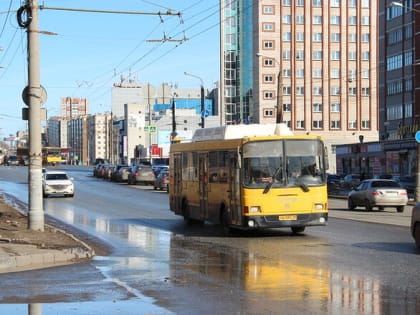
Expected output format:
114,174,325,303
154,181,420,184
184,71,205,128
256,53,282,123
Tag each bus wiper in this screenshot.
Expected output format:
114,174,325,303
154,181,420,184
299,180,310,192
263,167,281,194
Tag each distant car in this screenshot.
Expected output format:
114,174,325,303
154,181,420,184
347,179,408,212
42,170,74,198
343,174,361,189
152,164,169,176
113,166,131,182
399,175,416,196
6,155,19,166
411,203,420,249
127,165,155,185
154,169,169,191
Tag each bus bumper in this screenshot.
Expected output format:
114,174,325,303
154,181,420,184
242,213,328,229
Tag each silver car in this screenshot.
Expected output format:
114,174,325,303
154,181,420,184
347,179,408,212
411,203,420,249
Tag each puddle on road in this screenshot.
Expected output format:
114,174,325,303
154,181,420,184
0,299,173,315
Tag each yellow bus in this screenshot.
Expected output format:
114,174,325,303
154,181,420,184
169,124,328,234
16,146,62,166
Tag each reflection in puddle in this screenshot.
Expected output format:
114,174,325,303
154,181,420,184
169,237,419,314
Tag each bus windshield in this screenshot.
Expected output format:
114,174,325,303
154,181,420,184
243,139,326,189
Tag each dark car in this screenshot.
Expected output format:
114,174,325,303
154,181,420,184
411,203,420,249
154,169,169,191
399,175,416,196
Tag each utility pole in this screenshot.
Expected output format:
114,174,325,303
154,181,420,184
19,0,44,230
184,72,205,128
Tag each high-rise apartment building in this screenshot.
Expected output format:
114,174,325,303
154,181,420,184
60,97,89,119
220,1,379,172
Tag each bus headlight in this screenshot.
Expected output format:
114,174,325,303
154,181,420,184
314,203,324,211
249,206,261,213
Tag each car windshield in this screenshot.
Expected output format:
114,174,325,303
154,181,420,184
46,173,69,180
371,180,400,188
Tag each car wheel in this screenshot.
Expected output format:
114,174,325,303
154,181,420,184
379,206,385,211
396,206,404,213
291,226,305,234
154,186,157,190
365,200,372,211
348,198,355,210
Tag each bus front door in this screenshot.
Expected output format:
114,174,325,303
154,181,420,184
228,153,241,225
198,153,209,220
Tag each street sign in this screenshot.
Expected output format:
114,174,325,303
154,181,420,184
201,109,210,118
416,130,420,143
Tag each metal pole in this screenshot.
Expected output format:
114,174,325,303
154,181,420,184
416,143,420,202
25,0,44,230
200,85,205,128
276,70,282,123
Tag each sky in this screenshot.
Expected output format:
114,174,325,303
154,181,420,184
0,0,220,138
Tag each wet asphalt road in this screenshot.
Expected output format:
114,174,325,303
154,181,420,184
0,165,418,315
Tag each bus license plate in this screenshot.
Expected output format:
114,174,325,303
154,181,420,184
279,215,297,220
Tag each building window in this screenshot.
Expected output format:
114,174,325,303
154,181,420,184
331,87,340,95
331,16,340,25
296,0,304,6
313,51,323,60
361,87,370,96
349,16,357,25
283,32,292,41
361,69,369,79
331,33,341,42
313,16,322,24
296,120,305,129
361,33,370,42
264,75,274,83
349,120,357,129
296,50,304,60
283,68,291,77
282,50,291,60
296,68,305,77
283,86,292,95
313,33,323,42
263,109,274,117
283,0,291,5
313,86,322,95
348,33,357,42
349,0,356,7
348,51,357,60
331,51,341,60
331,120,341,129
283,15,292,24
313,120,323,129
331,103,340,112
263,40,274,49
361,120,370,129
296,15,304,24
331,0,340,7
313,103,323,112
348,87,357,96
263,58,274,66
361,16,370,25
263,91,274,99
362,51,370,60
283,103,291,112
263,5,274,14
296,32,304,42
312,0,322,7
313,69,322,78
263,23,274,32
296,86,304,95
331,69,340,78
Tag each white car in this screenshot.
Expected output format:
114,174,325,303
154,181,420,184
42,170,74,198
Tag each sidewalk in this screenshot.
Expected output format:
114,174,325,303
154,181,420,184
0,242,94,273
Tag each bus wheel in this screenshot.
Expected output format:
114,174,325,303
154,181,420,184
220,209,231,236
182,200,192,224
291,226,305,234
